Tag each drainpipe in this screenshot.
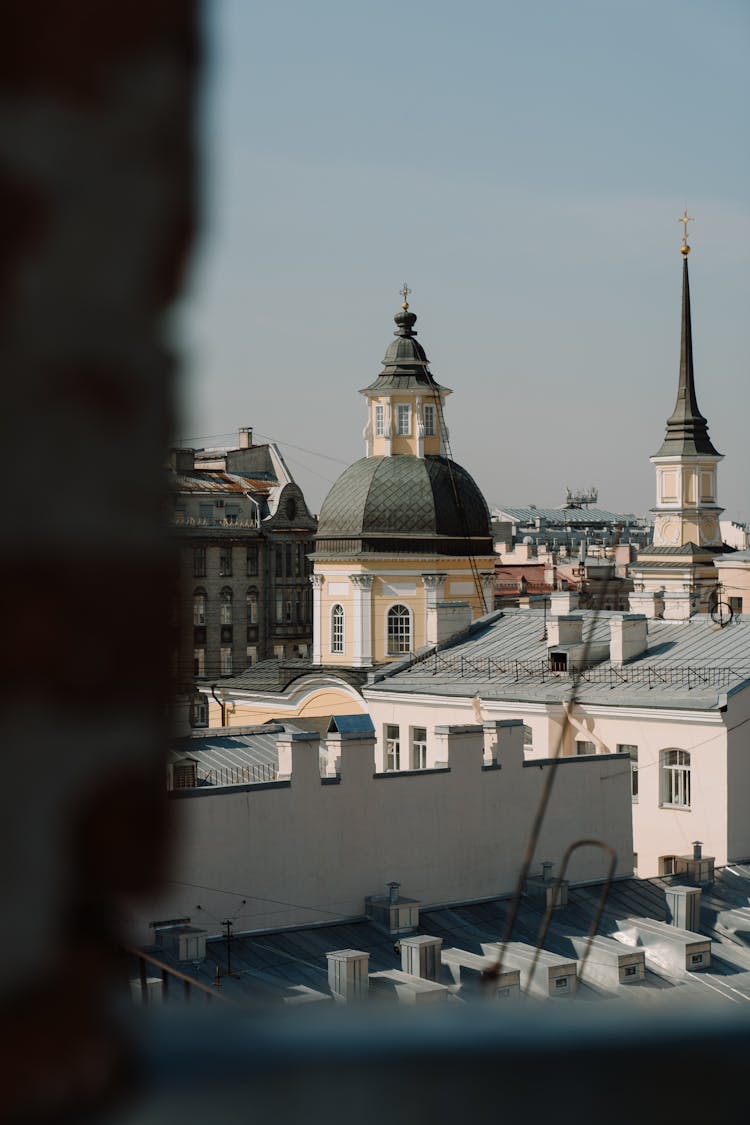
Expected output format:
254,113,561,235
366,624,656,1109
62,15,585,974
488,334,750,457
210,683,226,726
562,700,610,754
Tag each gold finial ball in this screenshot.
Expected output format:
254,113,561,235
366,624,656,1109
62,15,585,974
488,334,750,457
681,241,691,257
401,301,409,310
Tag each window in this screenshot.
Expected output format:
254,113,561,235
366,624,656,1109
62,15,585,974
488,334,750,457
246,587,258,626
295,545,302,577
219,546,232,576
220,646,232,676
198,503,212,522
275,548,282,578
661,748,691,807
225,506,239,525
193,546,206,577
286,544,293,576
275,589,284,623
575,740,596,756
331,604,344,654
729,596,743,615
659,855,678,876
618,745,638,800
220,587,233,625
191,696,207,728
411,727,427,770
246,646,257,666
193,648,205,677
387,604,411,655
385,724,400,771
423,404,436,436
549,652,567,672
632,853,638,875
246,546,259,576
375,404,385,437
523,724,533,749
396,404,411,435
295,588,303,624
285,596,293,623
193,589,206,626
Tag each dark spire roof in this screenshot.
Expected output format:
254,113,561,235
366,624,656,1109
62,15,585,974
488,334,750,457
360,304,450,395
654,254,720,457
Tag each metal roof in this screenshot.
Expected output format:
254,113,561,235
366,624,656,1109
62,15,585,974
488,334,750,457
174,470,276,496
365,608,750,710
148,865,750,1008
493,506,643,527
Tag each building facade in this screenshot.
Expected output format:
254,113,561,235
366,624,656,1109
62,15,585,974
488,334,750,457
170,429,317,693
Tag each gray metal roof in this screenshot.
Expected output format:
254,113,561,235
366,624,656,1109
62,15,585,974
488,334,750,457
493,506,643,527
365,608,750,710
360,306,450,395
148,865,750,1008
316,455,492,546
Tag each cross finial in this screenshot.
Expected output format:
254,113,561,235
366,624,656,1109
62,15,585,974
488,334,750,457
678,208,694,257
400,282,412,310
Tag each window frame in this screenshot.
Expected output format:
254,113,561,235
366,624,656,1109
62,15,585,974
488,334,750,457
193,588,207,626
246,586,259,625
386,603,412,656
395,403,411,436
411,726,427,770
219,586,233,625
618,744,639,801
660,748,691,809
423,403,436,436
385,724,401,771
219,546,233,577
331,603,344,654
193,546,206,578
374,404,385,437
220,646,233,676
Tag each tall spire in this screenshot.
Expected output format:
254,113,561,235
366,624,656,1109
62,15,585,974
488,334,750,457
654,235,720,457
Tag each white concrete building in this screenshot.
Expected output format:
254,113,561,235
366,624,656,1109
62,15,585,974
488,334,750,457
362,593,750,879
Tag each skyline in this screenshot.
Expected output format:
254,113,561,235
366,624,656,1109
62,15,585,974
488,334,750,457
173,0,749,524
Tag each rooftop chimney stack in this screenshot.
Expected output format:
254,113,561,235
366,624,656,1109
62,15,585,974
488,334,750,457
693,841,702,860
388,881,400,905
238,426,253,449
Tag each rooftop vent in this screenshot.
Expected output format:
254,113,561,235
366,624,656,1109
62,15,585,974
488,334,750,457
665,886,702,932
326,950,369,1003
674,841,714,885
365,884,420,935
526,861,568,910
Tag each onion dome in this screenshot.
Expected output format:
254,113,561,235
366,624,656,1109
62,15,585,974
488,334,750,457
360,306,450,396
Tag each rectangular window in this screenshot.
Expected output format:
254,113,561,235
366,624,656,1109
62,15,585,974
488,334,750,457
411,727,427,770
375,404,385,437
661,749,691,808
246,646,257,667
275,549,282,578
285,544,293,576
285,597,293,624
396,404,411,435
275,589,284,623
193,546,206,577
225,506,239,525
729,596,743,614
191,697,208,727
659,856,678,876
575,740,596,756
423,404,436,436
198,503,213,522
618,744,638,800
550,652,567,672
220,647,232,676
219,547,232,576
295,545,302,576
385,724,400,771
193,648,205,677
523,725,533,749
246,546,259,576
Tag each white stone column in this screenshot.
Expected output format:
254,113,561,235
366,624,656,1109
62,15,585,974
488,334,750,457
423,573,447,645
350,574,374,667
311,574,324,663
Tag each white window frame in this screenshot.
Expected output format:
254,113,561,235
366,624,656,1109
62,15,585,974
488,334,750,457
618,744,639,801
660,748,691,808
423,403,436,436
523,724,533,750
374,404,385,437
247,587,259,625
331,604,344,654
396,403,411,436
385,724,401,771
411,726,427,770
387,603,412,656
193,589,206,626
220,646,232,676
220,587,233,625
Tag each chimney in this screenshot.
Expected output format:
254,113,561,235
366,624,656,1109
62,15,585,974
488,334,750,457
365,886,420,935
627,589,665,619
388,881,400,905
665,886,702,932
526,860,568,909
675,842,715,885
327,950,369,1003
693,841,702,860
548,591,580,614
609,614,648,664
662,590,692,620
400,935,443,982
238,426,253,449
546,614,583,648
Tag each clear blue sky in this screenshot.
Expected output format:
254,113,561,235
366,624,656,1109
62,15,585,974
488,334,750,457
175,0,749,525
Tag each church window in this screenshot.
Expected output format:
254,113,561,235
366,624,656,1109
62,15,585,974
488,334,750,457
375,404,385,437
423,404,436,436
220,587,233,625
660,749,691,808
396,404,411,435
331,604,344,654
387,604,411,655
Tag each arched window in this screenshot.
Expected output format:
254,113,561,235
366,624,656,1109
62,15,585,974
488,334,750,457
387,604,411,656
331,604,344,654
660,748,691,808
193,588,206,626
220,587,233,625
246,587,258,625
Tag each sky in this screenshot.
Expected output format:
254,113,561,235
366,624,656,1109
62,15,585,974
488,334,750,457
174,0,749,525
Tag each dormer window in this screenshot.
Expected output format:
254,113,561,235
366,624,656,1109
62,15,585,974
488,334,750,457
375,404,385,437
396,404,411,436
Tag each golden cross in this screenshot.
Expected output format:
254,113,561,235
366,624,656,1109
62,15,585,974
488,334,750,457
400,282,412,309
678,208,694,243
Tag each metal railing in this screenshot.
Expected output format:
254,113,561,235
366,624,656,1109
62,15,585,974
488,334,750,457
123,945,229,1005
169,761,278,790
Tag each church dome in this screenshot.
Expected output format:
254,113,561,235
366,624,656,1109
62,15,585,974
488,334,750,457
315,455,493,557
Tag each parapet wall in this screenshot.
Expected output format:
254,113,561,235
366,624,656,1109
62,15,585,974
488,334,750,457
135,724,633,942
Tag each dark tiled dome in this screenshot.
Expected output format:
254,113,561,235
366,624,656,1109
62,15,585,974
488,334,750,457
315,455,493,557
